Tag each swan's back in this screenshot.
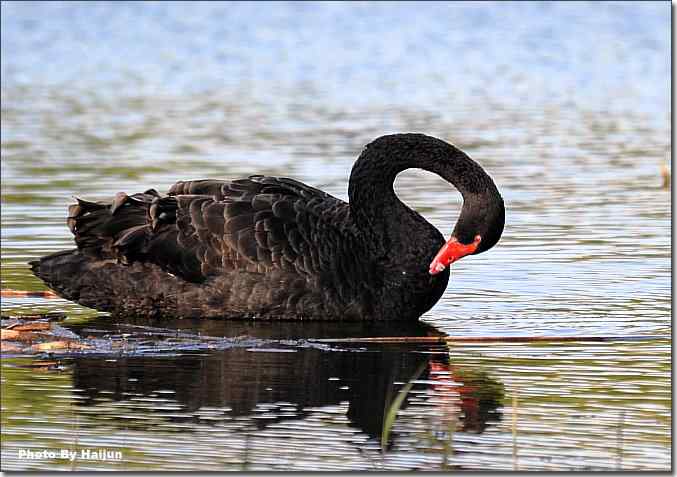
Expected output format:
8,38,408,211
32,175,377,320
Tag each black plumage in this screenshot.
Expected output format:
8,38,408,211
31,133,505,321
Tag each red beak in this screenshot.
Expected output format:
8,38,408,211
429,235,481,275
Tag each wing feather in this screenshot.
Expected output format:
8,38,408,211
68,175,357,291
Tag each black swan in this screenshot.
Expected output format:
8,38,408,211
30,133,505,321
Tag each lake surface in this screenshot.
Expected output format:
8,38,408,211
0,1,671,471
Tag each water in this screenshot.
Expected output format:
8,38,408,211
1,1,670,471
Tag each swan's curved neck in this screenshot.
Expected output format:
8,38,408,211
348,134,503,256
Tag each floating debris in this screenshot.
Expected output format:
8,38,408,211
31,340,94,352
1,329,41,342
0,341,23,353
5,322,51,332
1,313,92,355
0,289,60,299
1,313,335,357
1,329,21,341
0,312,67,321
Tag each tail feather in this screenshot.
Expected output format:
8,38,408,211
29,249,93,303
29,249,190,317
30,188,207,315
68,189,161,261
29,248,253,319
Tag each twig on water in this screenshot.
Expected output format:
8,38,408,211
1,289,59,298
312,335,666,344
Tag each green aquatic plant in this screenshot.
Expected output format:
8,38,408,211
381,362,426,453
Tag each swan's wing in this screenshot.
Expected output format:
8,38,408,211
68,176,355,284
163,175,355,282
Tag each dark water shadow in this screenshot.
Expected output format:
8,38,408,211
64,316,503,442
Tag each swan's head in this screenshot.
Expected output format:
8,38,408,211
429,192,505,275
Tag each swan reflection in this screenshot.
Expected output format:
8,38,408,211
65,318,504,440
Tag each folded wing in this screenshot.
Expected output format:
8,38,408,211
68,176,357,286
